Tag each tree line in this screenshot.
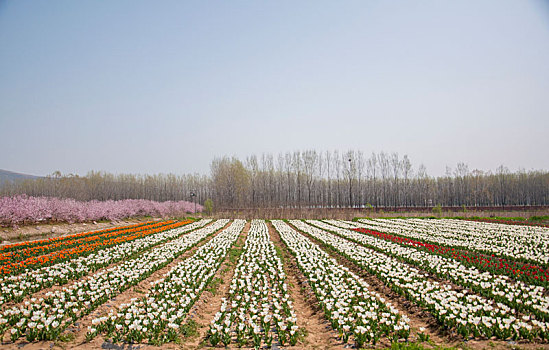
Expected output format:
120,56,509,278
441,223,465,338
0,171,211,207
2,151,548,210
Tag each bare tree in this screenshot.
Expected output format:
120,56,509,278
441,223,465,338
496,165,510,207
390,153,400,207
367,152,378,207
325,150,332,207
378,152,390,207
302,150,318,205
401,155,412,207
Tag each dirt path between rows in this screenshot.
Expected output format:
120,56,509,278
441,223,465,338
268,222,345,350
181,220,344,350
4,220,549,350
177,221,250,350
319,221,549,337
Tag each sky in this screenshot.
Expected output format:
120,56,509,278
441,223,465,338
1,0,548,177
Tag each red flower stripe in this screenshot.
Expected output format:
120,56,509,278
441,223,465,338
353,228,549,284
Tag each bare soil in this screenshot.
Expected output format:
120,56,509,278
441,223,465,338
209,208,549,221
70,220,233,348
268,222,346,350
0,217,160,245
178,221,250,349
272,221,451,349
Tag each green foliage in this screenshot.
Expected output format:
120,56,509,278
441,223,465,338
206,277,223,295
386,342,460,350
274,244,285,263
57,332,75,342
389,342,427,350
353,217,372,221
204,199,213,215
432,204,442,216
227,246,242,264
529,215,549,222
210,156,250,208
467,216,526,221
180,320,199,338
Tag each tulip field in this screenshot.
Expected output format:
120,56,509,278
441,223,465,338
0,218,548,349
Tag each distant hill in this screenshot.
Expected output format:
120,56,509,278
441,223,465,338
0,169,42,185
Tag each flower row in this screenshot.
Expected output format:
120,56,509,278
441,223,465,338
0,221,158,253
209,220,298,348
0,219,229,341
291,220,546,341
356,218,549,267
0,220,210,307
0,220,185,268
273,220,410,347
88,219,245,345
312,220,549,323
350,224,549,286
0,220,194,276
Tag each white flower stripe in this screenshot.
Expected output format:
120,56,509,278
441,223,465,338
318,219,549,323
208,220,298,348
88,220,245,344
356,218,549,267
290,220,547,341
273,220,410,347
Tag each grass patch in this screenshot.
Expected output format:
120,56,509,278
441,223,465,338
227,245,243,264
529,215,549,222
467,216,526,221
179,319,199,338
353,216,438,221
57,332,75,342
228,249,241,263
296,327,308,344
384,342,461,350
206,277,223,295
274,244,285,262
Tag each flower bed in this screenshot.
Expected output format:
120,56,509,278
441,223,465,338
312,220,549,323
290,220,547,341
0,219,229,341
0,220,193,276
273,220,410,347
356,218,549,267
89,220,245,345
0,220,209,306
208,220,298,348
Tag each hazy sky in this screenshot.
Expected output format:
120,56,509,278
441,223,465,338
1,1,548,177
